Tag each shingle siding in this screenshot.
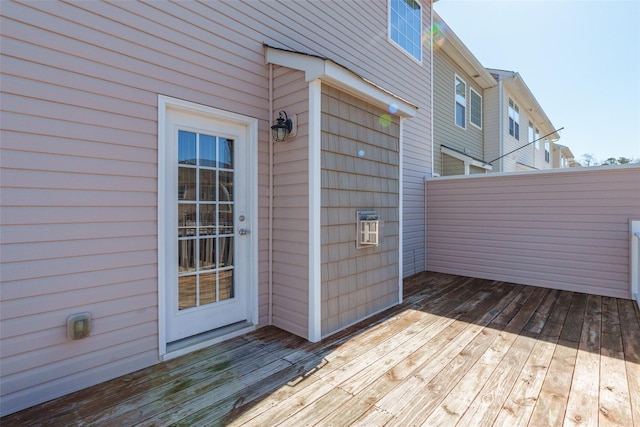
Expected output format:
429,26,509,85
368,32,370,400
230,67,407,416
320,86,400,336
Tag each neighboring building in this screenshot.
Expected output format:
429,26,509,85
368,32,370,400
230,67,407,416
484,68,562,173
552,143,580,168
0,0,434,416
432,11,496,177
433,11,575,176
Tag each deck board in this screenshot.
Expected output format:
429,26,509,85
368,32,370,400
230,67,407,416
3,272,639,427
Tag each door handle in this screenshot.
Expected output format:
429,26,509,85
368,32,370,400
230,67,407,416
238,229,249,236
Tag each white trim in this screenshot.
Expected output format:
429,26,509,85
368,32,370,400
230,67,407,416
161,324,256,362
157,95,259,358
265,47,417,118
398,118,404,301
432,11,497,90
631,220,640,307
387,0,423,64
158,96,168,358
454,74,467,129
498,81,504,172
425,163,640,181
441,146,492,171
469,87,482,129
430,6,435,177
308,80,322,343
508,96,520,140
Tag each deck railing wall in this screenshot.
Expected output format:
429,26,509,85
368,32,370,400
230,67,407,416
425,165,640,299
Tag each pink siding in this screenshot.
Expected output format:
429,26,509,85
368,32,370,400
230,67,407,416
271,68,310,339
426,166,640,298
0,0,432,415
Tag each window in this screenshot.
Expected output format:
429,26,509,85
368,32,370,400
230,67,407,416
528,121,534,144
535,128,540,149
545,139,550,162
389,0,422,62
508,98,519,139
470,88,482,128
455,75,466,128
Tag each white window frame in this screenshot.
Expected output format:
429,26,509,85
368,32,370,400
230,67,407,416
545,139,550,163
508,97,520,140
470,87,482,129
388,0,423,63
455,74,466,129
535,128,540,149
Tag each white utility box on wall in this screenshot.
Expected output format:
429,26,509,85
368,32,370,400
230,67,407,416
357,210,381,249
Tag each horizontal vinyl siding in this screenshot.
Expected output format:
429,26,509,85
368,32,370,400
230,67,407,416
271,68,309,339
1,0,432,415
425,166,640,298
483,86,500,169
442,154,465,176
433,50,484,176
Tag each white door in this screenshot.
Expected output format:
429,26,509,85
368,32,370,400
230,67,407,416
164,105,252,343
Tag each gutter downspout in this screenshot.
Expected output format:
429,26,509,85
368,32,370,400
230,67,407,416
430,8,435,178
426,5,434,272
268,64,273,325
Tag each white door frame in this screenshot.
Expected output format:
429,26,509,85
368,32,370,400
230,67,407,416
157,95,258,359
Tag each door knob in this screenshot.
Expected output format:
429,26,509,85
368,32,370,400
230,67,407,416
238,229,249,236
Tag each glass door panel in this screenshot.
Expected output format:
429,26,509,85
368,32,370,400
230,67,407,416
177,130,235,311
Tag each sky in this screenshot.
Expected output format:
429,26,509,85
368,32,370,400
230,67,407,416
433,0,640,164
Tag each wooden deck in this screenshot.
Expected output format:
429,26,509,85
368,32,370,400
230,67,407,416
4,272,640,426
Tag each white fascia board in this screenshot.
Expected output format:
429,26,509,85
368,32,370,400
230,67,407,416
265,46,417,118
441,145,492,170
434,12,496,90
505,74,559,140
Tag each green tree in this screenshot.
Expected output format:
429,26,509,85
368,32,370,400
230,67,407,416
580,153,598,166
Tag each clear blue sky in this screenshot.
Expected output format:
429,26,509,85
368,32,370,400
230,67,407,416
434,0,640,164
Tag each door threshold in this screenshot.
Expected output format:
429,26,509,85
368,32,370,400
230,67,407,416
163,321,255,361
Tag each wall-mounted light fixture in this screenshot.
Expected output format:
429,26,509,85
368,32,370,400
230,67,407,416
271,111,293,142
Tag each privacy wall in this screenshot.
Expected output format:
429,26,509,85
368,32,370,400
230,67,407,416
425,166,640,299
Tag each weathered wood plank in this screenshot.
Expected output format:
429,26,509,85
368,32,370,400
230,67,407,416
598,297,634,427
3,273,638,427
225,279,484,426
619,299,640,426
355,283,523,410
420,286,547,426
350,405,396,426
97,332,306,425
493,290,572,426
564,294,602,427
447,288,554,427
528,292,588,427
15,328,278,425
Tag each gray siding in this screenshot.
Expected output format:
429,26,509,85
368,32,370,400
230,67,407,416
0,0,432,415
483,86,500,171
426,166,640,298
320,86,400,336
441,153,465,176
433,49,484,176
